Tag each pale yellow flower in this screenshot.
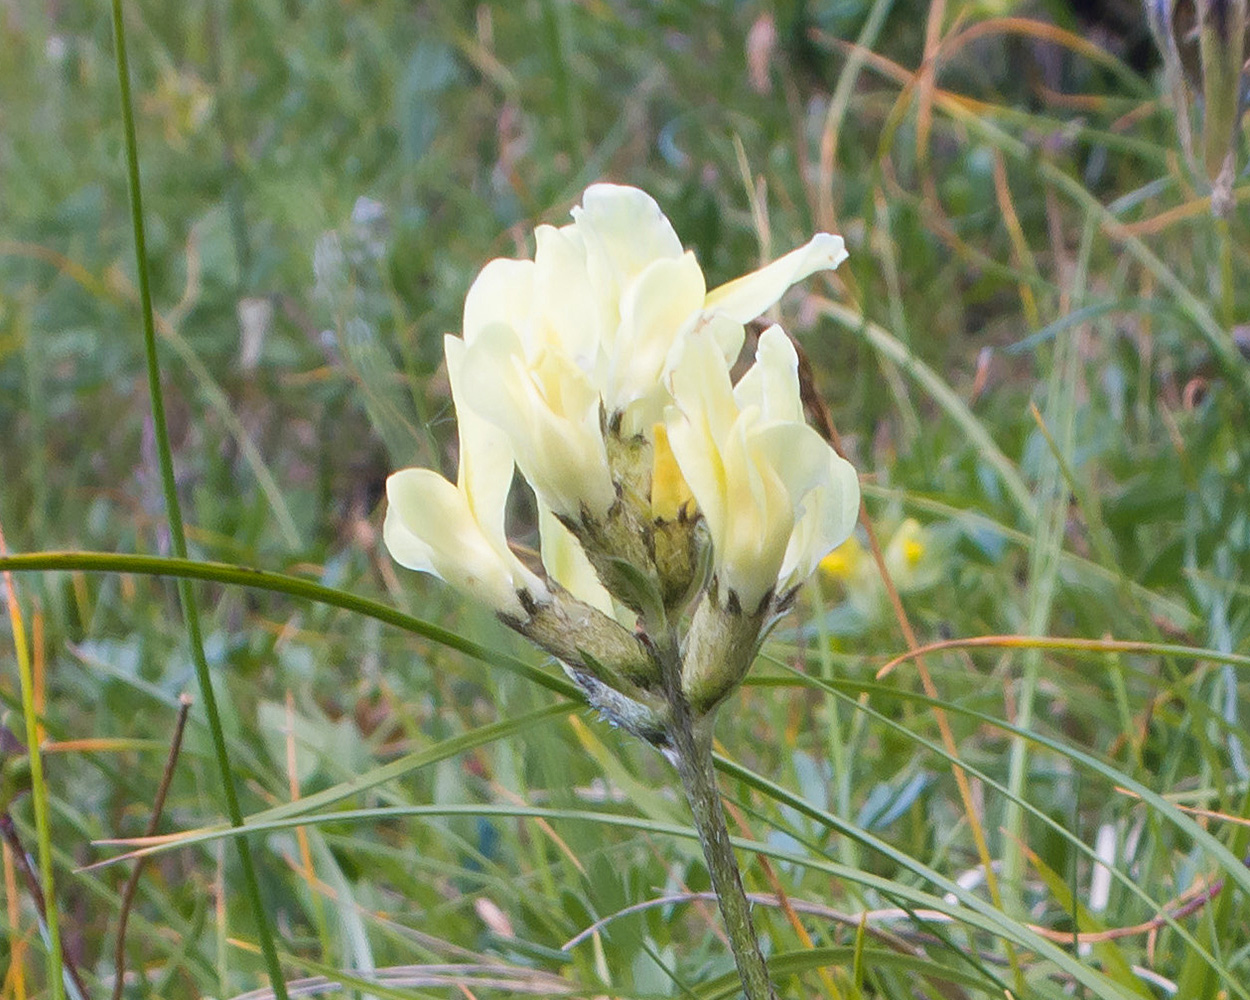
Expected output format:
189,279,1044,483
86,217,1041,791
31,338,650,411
885,518,928,586
383,337,548,617
453,184,847,520
819,534,867,582
665,326,860,611
385,183,852,623
818,518,939,619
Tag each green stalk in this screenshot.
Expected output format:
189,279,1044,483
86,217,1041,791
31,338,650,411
654,623,777,1000
671,714,778,1000
107,5,290,998
1003,219,1090,914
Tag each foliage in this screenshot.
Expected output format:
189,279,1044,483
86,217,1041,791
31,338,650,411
1,0,1248,997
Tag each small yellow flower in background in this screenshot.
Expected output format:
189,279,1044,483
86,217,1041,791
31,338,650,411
885,518,929,585
818,518,941,622
819,532,867,582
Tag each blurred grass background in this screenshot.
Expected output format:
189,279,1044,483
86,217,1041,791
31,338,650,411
2,0,1249,997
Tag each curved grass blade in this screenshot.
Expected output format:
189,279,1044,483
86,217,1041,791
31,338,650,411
748,670,1250,992
87,702,575,865
747,662,1241,993
0,550,581,700
6,554,1243,989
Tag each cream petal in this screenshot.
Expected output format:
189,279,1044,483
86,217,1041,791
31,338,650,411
572,184,684,287
382,499,438,576
755,421,835,507
664,331,740,560
616,385,674,441
667,328,739,441
707,312,747,368
778,445,861,590
703,233,847,323
461,323,615,519
651,312,745,431
732,325,804,423
533,223,607,367
607,251,706,413
463,258,536,346
718,414,794,608
665,401,728,559
385,469,532,615
444,335,514,544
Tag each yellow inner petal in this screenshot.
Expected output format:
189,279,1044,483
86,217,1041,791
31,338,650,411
651,422,695,521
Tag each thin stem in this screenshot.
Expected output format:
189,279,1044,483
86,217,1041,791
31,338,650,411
0,814,90,1000
670,714,777,1000
1215,214,1235,331
653,616,775,1000
0,524,68,1000
112,695,192,1000
107,5,290,998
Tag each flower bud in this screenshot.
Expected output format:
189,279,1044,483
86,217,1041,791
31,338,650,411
681,579,771,717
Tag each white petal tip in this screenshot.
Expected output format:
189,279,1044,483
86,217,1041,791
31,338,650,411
807,233,849,271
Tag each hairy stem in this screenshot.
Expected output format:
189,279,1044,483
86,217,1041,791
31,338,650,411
654,619,776,1000
671,713,777,1000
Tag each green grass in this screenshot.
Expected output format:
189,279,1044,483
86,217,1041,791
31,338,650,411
2,1,1249,998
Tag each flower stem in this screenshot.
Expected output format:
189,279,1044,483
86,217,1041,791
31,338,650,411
663,655,776,1000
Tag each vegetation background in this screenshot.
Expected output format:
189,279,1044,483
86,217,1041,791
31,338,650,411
1,0,1248,997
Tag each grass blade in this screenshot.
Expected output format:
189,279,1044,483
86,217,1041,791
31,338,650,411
108,4,290,995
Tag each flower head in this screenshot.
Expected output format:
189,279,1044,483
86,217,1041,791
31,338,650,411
456,184,847,505
383,182,857,728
